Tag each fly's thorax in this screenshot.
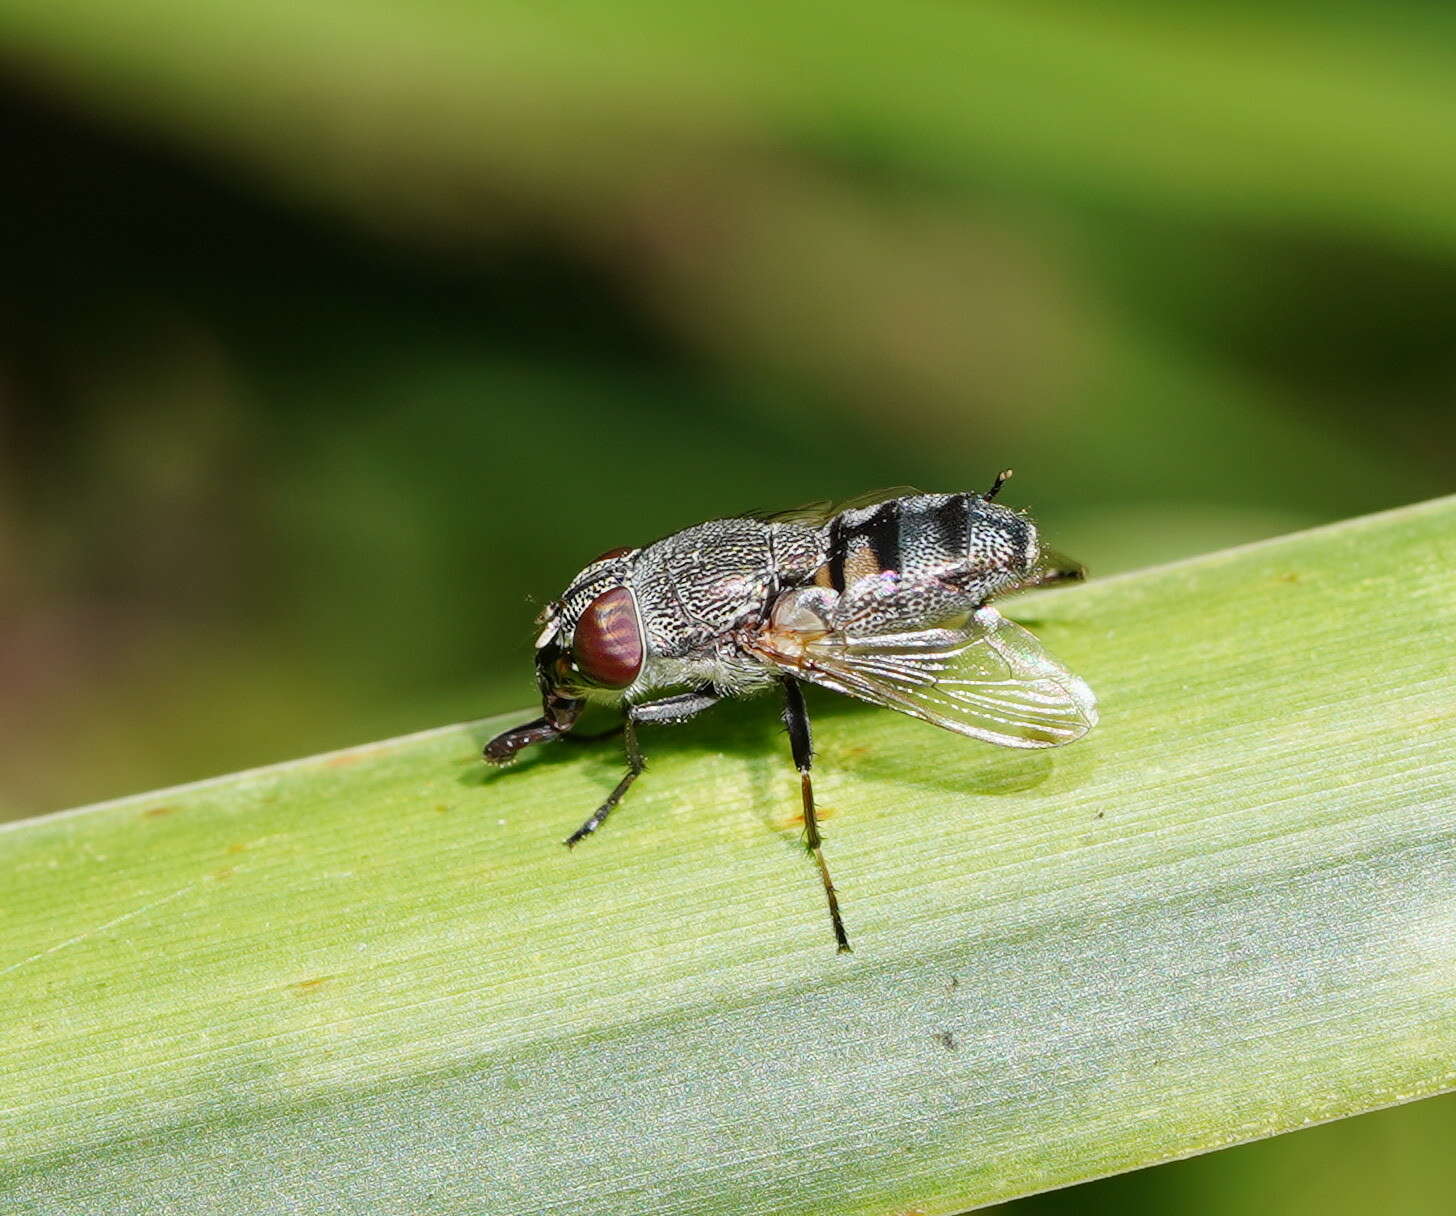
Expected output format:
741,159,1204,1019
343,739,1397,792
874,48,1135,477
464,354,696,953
765,520,829,584
629,518,821,661
624,651,776,701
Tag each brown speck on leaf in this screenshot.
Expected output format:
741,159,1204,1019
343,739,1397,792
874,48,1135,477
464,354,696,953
774,802,837,832
141,806,175,819
434,804,450,814
802,799,839,821
325,742,390,768
1095,811,1105,819
226,842,248,854
212,867,235,881
289,977,331,994
932,1030,957,1051
1276,571,1301,583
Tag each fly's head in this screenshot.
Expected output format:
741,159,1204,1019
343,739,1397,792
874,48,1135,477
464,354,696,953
483,547,644,765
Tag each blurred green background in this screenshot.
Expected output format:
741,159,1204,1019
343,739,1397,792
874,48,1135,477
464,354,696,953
1,0,1453,1210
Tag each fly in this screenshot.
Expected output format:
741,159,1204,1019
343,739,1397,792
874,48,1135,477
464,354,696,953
484,473,1097,953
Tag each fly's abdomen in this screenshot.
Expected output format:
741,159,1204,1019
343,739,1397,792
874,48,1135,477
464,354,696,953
817,493,1038,631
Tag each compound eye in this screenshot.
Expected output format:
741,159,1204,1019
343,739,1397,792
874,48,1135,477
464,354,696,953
571,587,643,689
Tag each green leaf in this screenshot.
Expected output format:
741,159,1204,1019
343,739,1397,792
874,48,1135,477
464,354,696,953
3,495,1454,1213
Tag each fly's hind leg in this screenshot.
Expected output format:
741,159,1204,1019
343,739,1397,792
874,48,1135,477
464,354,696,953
563,690,720,847
781,678,851,953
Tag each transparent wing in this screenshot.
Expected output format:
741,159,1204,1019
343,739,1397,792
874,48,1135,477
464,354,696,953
743,485,921,527
744,498,837,525
832,484,921,513
751,605,1098,748
1018,546,1087,592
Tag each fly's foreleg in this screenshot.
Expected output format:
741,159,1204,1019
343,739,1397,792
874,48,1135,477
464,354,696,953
564,717,644,848
629,690,721,726
563,690,720,847
781,678,851,953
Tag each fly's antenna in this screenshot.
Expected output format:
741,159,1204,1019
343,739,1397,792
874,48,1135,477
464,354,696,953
985,468,1014,501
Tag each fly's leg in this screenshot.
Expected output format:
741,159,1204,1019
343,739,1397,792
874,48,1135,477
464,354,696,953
629,689,721,726
563,690,720,847
564,717,643,848
781,678,851,953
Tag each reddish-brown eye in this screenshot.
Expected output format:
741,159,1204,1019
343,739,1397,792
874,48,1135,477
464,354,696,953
591,545,633,563
571,587,643,688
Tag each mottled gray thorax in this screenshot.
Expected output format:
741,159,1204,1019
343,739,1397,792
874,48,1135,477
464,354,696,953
631,518,824,663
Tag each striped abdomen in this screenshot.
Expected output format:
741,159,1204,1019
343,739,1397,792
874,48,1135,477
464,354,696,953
814,492,1038,623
